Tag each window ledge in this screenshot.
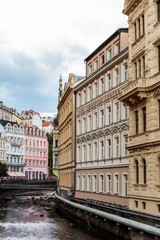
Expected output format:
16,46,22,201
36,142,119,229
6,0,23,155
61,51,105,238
133,184,148,187
132,33,145,46
154,21,160,28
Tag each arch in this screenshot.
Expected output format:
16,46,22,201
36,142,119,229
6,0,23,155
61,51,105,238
112,126,119,133
104,129,111,135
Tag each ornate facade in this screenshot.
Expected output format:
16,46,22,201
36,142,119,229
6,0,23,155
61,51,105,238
120,0,160,214
74,29,129,206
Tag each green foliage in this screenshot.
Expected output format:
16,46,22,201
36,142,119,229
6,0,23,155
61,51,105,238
0,162,8,177
46,132,53,174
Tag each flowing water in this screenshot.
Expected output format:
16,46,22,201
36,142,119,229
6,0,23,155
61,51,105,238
0,192,103,240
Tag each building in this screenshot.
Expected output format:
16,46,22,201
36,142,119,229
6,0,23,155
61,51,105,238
120,0,160,215
0,120,25,178
58,74,84,194
42,121,53,134
21,110,42,130
74,29,129,206
0,132,7,164
52,116,59,179
0,101,21,124
24,126,48,180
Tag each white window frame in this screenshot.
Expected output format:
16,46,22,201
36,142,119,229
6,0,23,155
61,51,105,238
88,64,92,75
114,40,120,56
88,143,92,162
100,53,105,66
87,174,91,192
77,174,81,191
82,144,86,162
93,174,97,192
114,174,119,194
82,175,85,191
99,174,104,193
106,174,111,193
107,47,112,60
94,58,98,71
122,173,128,197
93,141,97,160
88,113,92,132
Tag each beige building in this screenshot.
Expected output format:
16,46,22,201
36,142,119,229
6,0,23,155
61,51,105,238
58,74,84,193
120,0,160,215
52,116,59,179
0,101,21,124
0,133,6,164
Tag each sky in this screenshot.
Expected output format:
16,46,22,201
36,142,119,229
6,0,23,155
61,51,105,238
0,0,127,115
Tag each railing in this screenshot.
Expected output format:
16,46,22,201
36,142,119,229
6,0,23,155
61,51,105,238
122,78,148,95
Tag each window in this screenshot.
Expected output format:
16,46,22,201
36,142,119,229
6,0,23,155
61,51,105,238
135,110,138,134
158,204,160,213
94,112,98,129
55,140,58,148
124,64,128,81
107,47,112,60
29,150,31,156
55,154,58,165
107,139,111,158
158,46,160,72
123,174,128,197
100,109,104,127
100,141,104,159
115,68,119,86
135,201,138,208
143,159,147,184
115,137,119,157
94,142,97,160
135,160,139,184
142,202,146,210
93,175,97,192
26,139,27,145
88,86,92,101
83,117,86,133
107,106,111,125
78,119,81,135
29,139,31,146
88,115,92,131
114,174,119,194
37,141,39,147
99,175,104,192
138,59,141,78
82,175,85,191
143,107,146,132
100,53,105,66
94,82,98,98
124,135,128,156
78,93,81,107
135,62,137,79
33,140,35,146
124,106,129,119
33,151,35,156
138,18,141,37
77,175,80,191
115,102,120,122
78,146,81,162
87,175,91,191
88,143,91,161
83,90,86,104
107,74,111,90
107,174,111,193
142,14,145,34
88,64,92,75
94,59,98,71
134,22,137,40
100,78,104,94
25,150,27,156
158,1,160,21
114,41,120,55
82,145,86,162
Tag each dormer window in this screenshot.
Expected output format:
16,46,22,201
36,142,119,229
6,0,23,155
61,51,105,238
100,53,105,66
114,41,120,56
88,64,92,75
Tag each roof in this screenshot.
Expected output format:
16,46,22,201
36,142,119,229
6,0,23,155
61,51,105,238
42,121,52,127
0,119,20,127
84,28,128,62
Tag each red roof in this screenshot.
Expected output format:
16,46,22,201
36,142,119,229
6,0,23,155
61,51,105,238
42,121,52,127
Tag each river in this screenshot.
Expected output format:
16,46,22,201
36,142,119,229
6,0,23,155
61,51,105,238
0,191,103,240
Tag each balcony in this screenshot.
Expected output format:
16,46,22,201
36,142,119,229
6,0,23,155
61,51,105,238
119,78,148,106
10,141,23,147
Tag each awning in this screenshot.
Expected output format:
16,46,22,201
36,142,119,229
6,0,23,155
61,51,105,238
7,172,17,177
7,172,25,177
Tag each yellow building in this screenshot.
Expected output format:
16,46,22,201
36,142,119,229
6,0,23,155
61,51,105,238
120,0,160,215
0,133,6,164
58,74,84,194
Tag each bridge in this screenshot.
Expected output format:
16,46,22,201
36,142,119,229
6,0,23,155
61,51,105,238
0,179,57,190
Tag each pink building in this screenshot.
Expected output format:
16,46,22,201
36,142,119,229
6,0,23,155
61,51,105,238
24,126,48,180
74,29,129,206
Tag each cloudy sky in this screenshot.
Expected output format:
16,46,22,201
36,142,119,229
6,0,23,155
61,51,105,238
0,0,127,115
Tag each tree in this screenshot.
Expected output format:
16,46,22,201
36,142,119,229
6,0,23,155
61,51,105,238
46,132,53,176
0,162,7,177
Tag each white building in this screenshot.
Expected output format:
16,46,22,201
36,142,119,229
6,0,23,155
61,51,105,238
0,120,25,178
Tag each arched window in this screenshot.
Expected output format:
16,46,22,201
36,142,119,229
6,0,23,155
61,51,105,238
135,160,139,184
143,159,147,184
